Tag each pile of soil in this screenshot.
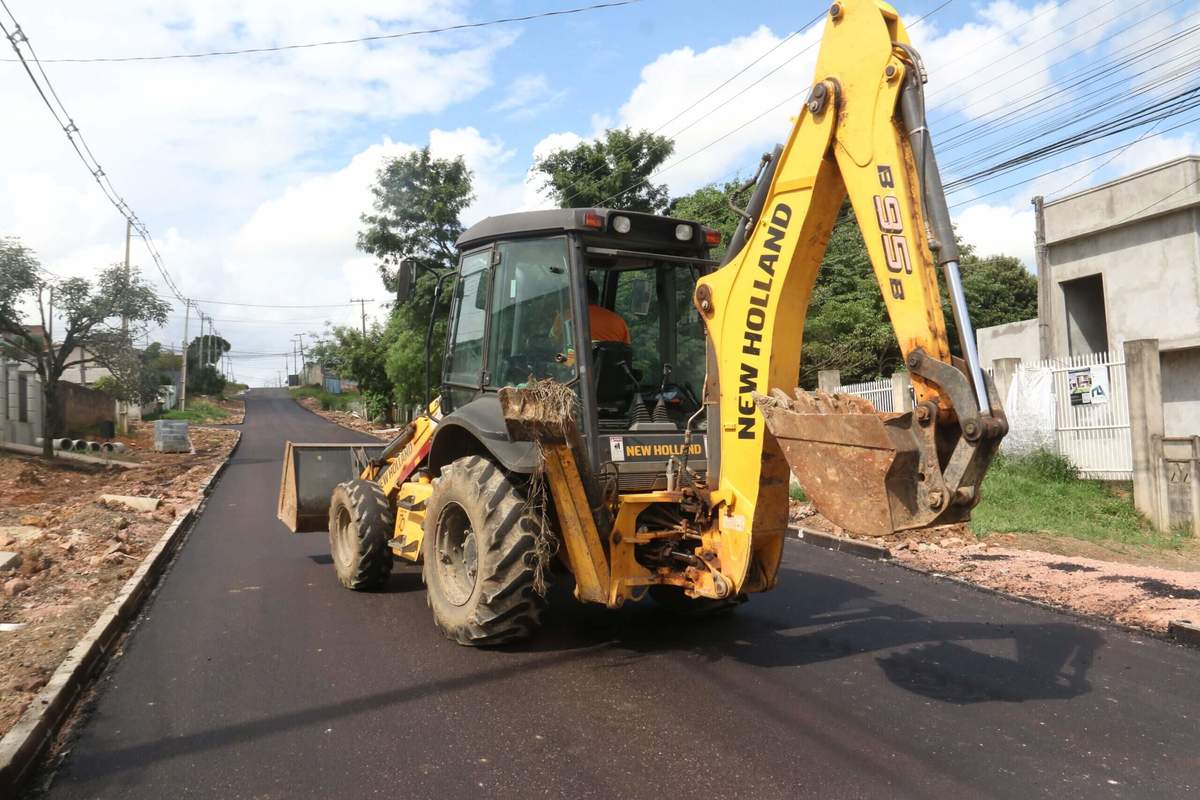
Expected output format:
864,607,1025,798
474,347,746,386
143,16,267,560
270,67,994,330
0,423,237,738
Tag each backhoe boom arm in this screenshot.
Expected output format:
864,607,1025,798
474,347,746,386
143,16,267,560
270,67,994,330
693,0,1006,594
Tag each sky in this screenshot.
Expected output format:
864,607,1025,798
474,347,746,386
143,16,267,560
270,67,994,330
2,0,1196,386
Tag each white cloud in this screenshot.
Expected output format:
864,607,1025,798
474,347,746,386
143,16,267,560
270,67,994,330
953,202,1036,269
491,74,567,120
1111,132,1199,175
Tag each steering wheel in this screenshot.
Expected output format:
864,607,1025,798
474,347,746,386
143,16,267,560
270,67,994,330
503,349,565,380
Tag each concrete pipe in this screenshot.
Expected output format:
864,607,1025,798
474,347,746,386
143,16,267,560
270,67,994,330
87,441,103,453
109,442,128,454
100,443,115,453
73,440,89,452
57,438,75,451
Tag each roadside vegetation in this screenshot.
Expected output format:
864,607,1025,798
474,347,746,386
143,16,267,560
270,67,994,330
289,385,361,412
969,450,1187,550
150,399,230,423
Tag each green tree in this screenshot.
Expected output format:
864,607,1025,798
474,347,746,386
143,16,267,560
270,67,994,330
359,146,473,290
668,179,746,261
186,333,230,395
91,341,176,405
662,197,1038,386
0,238,170,457
357,146,474,409
533,127,675,212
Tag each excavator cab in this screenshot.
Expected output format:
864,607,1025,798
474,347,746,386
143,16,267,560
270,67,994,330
430,209,717,494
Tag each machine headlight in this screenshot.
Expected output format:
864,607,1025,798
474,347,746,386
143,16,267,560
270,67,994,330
612,215,632,234
675,223,694,241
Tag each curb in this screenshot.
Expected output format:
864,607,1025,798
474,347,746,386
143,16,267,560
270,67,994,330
290,395,389,441
0,431,241,796
786,524,1200,651
1168,620,1200,647
792,526,892,560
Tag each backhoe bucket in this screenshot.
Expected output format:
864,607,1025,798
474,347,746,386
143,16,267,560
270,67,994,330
277,442,385,532
757,389,969,537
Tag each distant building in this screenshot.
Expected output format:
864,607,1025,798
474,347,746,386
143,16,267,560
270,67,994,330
977,155,1200,436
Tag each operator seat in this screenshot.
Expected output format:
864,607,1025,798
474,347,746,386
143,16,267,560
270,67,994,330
592,341,637,415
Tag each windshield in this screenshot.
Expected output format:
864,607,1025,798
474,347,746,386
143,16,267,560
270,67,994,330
487,237,577,387
592,259,706,428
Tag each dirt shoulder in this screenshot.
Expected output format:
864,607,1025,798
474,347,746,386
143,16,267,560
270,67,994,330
792,502,1200,636
292,396,392,441
0,424,238,739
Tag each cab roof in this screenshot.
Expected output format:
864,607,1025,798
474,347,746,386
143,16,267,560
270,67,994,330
455,208,712,255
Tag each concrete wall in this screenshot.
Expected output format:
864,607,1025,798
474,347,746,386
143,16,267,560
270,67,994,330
1040,157,1200,360
1162,347,1200,437
978,318,1040,366
55,381,115,435
0,357,42,445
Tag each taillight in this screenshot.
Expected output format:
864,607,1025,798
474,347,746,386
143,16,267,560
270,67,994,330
583,211,605,229
703,226,721,246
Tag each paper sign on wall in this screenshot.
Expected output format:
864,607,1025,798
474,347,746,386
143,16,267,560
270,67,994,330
1067,366,1110,406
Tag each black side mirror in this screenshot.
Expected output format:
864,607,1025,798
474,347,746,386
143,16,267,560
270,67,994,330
396,258,417,303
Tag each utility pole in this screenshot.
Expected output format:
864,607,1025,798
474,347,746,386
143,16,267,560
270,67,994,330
180,300,190,411
350,298,373,336
121,219,131,334
294,333,306,383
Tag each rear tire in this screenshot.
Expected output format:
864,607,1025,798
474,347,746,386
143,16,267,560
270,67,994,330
423,456,545,646
328,479,394,590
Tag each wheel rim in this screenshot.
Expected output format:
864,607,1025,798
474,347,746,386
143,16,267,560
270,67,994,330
435,502,478,607
332,505,355,569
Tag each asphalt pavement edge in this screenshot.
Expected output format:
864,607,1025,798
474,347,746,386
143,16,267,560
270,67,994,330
0,430,242,796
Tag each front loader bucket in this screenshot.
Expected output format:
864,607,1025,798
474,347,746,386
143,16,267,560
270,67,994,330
757,389,972,537
277,442,385,532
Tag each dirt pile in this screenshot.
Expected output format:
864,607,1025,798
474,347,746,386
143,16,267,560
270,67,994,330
0,422,237,738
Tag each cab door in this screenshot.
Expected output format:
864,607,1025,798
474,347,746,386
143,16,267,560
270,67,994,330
442,247,492,412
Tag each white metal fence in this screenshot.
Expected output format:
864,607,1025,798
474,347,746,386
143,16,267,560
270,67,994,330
833,349,1133,480
833,378,895,412
1034,349,1131,480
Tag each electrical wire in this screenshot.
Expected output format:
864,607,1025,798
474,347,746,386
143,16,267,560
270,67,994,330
1,0,185,304
0,1,647,64
590,0,958,209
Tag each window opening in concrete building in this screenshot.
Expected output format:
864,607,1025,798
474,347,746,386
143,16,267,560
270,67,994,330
1162,346,1200,437
17,374,29,422
1061,273,1109,356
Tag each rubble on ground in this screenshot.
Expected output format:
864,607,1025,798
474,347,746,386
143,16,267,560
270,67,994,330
791,500,1200,635
0,422,237,738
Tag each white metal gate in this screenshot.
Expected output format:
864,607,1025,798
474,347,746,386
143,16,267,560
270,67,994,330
834,378,895,412
1035,349,1132,480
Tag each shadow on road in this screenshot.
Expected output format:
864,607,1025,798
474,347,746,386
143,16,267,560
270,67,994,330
529,567,1101,705
64,568,1101,782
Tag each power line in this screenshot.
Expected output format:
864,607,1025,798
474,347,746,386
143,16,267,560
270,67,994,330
0,1,646,64
590,0,958,209
161,295,359,309
1,0,186,304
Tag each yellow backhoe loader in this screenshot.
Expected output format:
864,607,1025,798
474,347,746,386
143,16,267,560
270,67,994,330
278,0,1007,645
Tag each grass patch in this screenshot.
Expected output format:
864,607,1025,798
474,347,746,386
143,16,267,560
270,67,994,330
970,450,1185,549
150,399,230,423
289,385,360,412
789,482,808,502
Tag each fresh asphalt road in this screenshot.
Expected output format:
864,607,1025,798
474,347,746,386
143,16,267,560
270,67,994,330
36,389,1198,799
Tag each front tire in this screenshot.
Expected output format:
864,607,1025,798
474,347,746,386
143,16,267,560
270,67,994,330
422,456,545,646
328,479,394,590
